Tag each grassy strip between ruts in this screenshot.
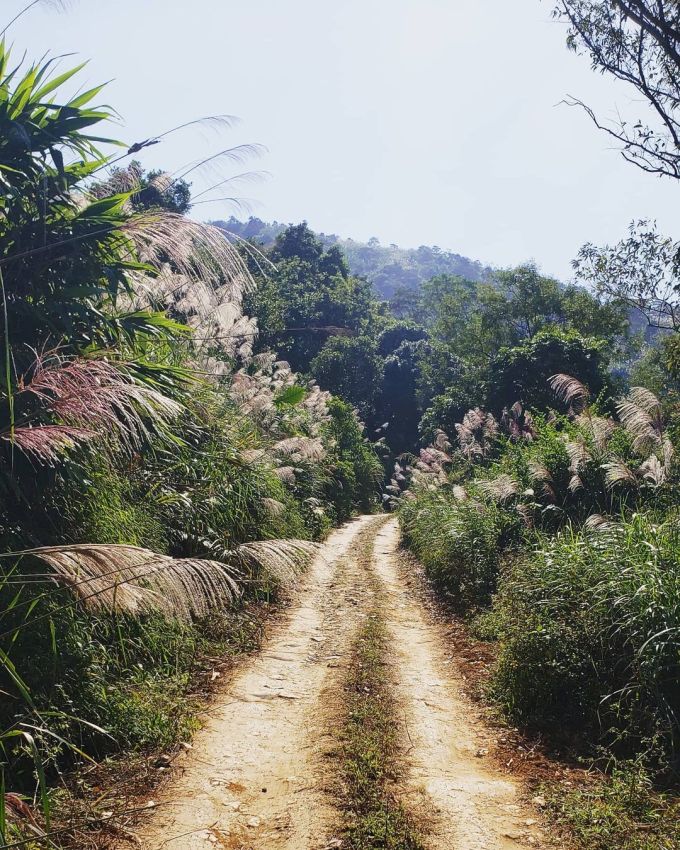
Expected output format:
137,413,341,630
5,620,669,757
341,611,425,850
337,524,426,850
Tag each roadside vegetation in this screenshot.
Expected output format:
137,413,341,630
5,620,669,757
4,1,680,848
0,16,382,845
394,6,680,845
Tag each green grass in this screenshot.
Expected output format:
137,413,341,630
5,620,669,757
547,765,680,850
491,514,680,767
341,610,425,850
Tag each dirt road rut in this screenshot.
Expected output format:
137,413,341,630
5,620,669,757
131,516,546,849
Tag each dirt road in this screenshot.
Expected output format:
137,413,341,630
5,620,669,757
130,516,546,849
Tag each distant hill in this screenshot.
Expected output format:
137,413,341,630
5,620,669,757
213,217,491,298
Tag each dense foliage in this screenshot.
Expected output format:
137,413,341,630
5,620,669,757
0,38,383,821
398,376,680,775
4,2,680,845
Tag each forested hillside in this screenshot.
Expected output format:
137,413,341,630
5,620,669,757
215,216,491,296
2,3,680,850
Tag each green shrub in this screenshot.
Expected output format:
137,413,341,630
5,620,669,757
325,398,383,519
399,491,521,611
492,514,680,769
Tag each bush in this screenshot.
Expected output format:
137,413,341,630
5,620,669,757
492,514,680,770
399,491,521,611
324,398,383,519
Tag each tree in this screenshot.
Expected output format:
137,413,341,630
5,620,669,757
554,1,680,178
309,336,383,420
573,220,680,330
245,223,384,372
134,166,192,214
423,266,627,370
485,329,611,411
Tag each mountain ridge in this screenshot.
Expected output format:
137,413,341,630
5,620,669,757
213,216,492,298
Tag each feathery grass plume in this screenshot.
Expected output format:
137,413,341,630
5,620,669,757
568,473,584,493
272,466,296,485
123,212,258,309
455,408,486,459
262,497,286,518
7,424,93,465
639,454,666,487
236,539,321,586
477,474,518,504
1,0,73,37
515,502,534,528
483,412,500,440
577,414,616,452
663,437,675,470
603,459,638,489
501,402,534,442
9,545,242,621
549,373,590,412
528,459,553,482
420,446,452,466
452,485,468,501
6,356,183,457
230,357,331,435
541,481,557,502
433,429,453,452
583,513,619,532
565,438,592,472
616,386,665,453
273,436,326,462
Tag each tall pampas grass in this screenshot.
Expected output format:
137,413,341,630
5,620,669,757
5,537,321,621
3,356,183,462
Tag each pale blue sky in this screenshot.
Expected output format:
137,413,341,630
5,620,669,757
8,0,679,279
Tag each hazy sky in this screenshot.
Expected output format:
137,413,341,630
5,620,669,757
8,0,679,279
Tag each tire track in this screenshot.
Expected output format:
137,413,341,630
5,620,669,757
130,516,381,850
371,518,551,849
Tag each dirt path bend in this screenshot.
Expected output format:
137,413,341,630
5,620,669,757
373,519,546,850
132,515,383,850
